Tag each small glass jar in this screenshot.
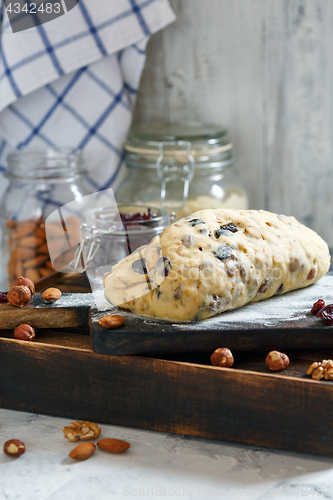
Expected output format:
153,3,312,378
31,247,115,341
69,204,170,291
117,122,248,220
0,148,90,290
72,204,169,271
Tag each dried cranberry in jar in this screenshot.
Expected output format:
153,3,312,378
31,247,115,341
0,292,8,303
120,208,155,223
319,304,333,325
311,299,325,315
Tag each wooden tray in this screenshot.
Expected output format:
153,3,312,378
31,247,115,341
1,273,333,458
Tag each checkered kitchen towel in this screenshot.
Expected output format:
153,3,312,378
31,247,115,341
0,0,175,199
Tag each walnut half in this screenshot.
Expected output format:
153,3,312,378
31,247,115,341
307,359,333,381
62,420,101,442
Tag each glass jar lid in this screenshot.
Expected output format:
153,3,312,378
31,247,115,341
124,122,233,168
6,148,84,179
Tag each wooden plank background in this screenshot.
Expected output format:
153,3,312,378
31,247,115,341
133,0,333,248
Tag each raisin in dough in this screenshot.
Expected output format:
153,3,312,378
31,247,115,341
104,209,331,322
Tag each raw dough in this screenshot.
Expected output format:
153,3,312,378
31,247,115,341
104,209,331,322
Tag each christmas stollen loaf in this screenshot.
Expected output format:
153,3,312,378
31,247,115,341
104,209,331,322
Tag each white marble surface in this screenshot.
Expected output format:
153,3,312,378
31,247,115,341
1,410,333,500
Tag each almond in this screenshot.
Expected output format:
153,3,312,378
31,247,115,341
24,268,40,283
244,226,261,239
13,221,36,239
98,315,126,329
34,226,46,239
39,267,52,277
37,243,49,255
15,260,23,279
69,442,96,461
20,236,44,248
97,438,130,454
24,255,48,268
42,288,62,303
16,247,35,260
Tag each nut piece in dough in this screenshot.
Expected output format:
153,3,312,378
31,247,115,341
62,420,101,442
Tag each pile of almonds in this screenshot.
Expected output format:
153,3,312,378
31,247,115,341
7,217,53,285
6,216,80,286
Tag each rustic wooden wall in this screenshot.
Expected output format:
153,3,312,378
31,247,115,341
134,0,333,248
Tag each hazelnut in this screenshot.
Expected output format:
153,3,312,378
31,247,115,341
3,439,25,457
211,347,234,368
265,350,290,371
99,315,126,329
14,276,35,295
42,288,62,303
14,324,35,341
7,285,32,307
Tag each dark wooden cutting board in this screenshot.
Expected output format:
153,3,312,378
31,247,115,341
90,273,333,355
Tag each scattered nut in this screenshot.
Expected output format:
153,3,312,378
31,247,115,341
7,285,32,307
265,351,290,371
14,324,35,341
62,420,101,442
14,276,35,295
99,315,126,329
3,439,25,457
307,359,333,380
42,288,62,303
69,442,96,461
97,438,130,454
211,348,234,368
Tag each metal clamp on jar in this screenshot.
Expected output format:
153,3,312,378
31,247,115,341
117,122,248,221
